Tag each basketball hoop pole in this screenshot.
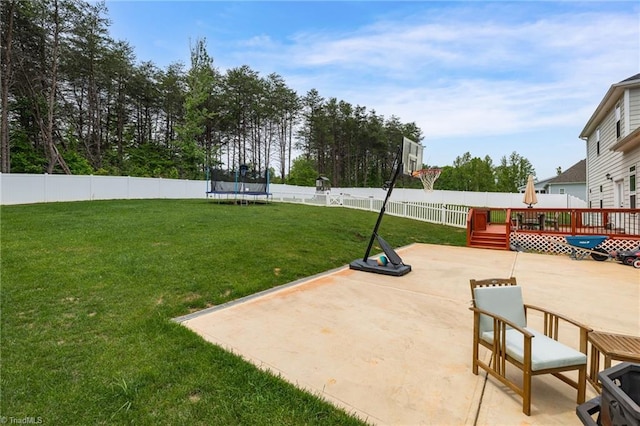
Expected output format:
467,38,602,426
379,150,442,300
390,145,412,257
349,142,411,276
362,145,401,262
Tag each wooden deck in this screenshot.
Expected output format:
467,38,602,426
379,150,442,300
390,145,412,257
467,208,640,252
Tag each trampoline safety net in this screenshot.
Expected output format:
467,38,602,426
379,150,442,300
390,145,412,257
209,168,269,195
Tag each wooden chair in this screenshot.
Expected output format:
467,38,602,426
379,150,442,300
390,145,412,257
469,277,591,415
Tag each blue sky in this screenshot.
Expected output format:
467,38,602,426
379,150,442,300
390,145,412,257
105,1,640,180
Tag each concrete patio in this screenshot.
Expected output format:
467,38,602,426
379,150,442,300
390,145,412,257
176,244,639,425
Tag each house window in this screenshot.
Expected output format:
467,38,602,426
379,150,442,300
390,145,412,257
631,166,636,208
596,128,600,155
616,105,621,139
559,188,565,194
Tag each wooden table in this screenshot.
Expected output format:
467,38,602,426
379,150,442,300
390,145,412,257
588,331,640,391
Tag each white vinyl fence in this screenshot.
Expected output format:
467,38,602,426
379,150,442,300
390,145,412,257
0,173,207,204
1,173,587,230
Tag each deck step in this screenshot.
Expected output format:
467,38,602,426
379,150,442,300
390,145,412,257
469,232,508,250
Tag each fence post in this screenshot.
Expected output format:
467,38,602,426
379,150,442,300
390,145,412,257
44,173,48,203
441,204,447,225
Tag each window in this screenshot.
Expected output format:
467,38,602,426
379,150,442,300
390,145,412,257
559,188,565,194
616,105,621,138
596,128,600,155
631,166,636,209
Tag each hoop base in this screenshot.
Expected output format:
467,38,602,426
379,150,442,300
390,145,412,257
350,234,411,276
349,259,412,276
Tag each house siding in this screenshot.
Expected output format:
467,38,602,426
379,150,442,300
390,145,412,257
586,95,625,208
629,88,640,130
583,75,640,210
619,97,626,139
624,88,640,209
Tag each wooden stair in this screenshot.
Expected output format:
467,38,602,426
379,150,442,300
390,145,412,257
469,230,508,250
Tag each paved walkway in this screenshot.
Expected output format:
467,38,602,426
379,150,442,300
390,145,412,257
176,244,639,425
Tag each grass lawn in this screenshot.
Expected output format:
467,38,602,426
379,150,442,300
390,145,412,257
1,200,466,424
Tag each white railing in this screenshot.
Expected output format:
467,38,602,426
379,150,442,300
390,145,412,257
270,192,469,228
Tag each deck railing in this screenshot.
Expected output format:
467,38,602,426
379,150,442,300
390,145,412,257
506,208,640,237
470,207,640,253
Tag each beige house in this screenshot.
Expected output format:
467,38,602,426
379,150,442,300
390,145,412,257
579,73,640,209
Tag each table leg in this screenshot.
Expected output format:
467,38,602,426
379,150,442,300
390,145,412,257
589,345,602,391
603,355,612,370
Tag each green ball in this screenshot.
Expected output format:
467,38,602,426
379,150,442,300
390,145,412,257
376,255,388,266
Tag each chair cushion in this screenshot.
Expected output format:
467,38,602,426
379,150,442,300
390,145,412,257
473,286,526,334
481,328,587,371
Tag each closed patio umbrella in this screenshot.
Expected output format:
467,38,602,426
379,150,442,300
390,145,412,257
523,175,538,208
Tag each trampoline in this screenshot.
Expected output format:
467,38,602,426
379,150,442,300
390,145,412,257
206,166,271,203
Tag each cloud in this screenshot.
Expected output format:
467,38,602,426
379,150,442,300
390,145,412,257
247,5,639,142
293,9,637,76
184,2,638,177
239,34,277,48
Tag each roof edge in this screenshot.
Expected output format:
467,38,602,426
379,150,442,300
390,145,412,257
579,74,640,139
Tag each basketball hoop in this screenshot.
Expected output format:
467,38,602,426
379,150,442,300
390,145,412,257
412,168,441,192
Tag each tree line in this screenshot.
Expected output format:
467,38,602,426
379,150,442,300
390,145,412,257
435,151,536,193
0,0,423,187
1,0,536,191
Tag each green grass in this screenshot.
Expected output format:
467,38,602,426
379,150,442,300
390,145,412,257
1,200,466,424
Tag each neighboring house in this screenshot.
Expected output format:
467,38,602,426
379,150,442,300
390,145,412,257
579,73,640,209
515,160,586,201
517,177,553,194
545,160,586,202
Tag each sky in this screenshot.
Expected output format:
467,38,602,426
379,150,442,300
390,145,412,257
104,1,640,180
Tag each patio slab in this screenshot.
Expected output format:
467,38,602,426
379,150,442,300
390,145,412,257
176,244,639,425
